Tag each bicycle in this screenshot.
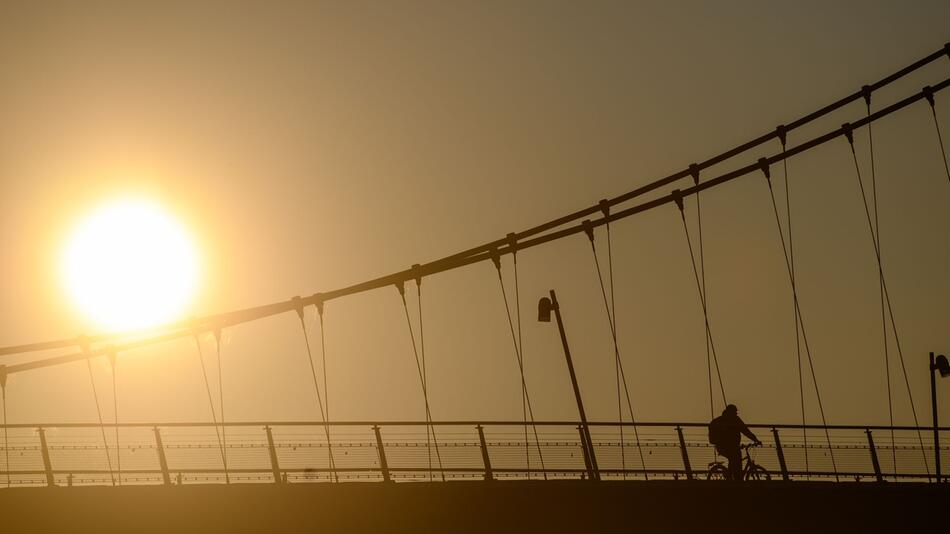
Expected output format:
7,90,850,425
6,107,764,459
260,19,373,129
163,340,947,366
706,443,771,481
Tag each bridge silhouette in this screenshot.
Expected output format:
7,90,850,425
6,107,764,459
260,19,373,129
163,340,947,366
1,43,950,492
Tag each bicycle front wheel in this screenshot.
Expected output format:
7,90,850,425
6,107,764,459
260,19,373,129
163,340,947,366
745,465,770,481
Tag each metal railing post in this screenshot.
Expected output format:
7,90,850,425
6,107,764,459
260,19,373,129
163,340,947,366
265,426,281,484
676,426,692,480
772,428,789,481
476,425,493,481
153,427,171,485
866,429,883,482
586,426,600,480
373,425,391,482
577,425,595,480
38,427,55,487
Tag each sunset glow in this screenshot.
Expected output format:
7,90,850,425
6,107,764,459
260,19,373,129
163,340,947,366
62,198,200,332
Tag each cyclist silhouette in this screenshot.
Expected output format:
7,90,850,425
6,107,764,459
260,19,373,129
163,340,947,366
708,404,761,481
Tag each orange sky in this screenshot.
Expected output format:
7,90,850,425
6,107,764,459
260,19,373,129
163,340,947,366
1,1,949,430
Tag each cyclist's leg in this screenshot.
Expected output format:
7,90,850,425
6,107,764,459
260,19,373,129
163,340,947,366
724,447,742,481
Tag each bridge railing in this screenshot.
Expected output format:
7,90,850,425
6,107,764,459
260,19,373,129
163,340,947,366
0,421,946,486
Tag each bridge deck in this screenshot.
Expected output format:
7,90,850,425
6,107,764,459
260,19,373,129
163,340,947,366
0,479,946,533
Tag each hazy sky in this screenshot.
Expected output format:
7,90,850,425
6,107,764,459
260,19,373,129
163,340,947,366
1,1,949,431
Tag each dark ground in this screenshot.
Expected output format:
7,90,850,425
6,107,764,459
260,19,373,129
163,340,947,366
0,480,946,533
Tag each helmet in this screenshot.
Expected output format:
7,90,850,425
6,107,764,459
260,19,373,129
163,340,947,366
723,404,738,415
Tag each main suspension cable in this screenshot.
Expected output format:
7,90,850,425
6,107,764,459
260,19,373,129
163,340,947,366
491,249,547,479
397,279,444,481
672,193,727,405
295,301,338,482
923,87,950,185
843,124,929,475
194,335,227,480
5,80,949,380
5,47,947,362
583,219,647,480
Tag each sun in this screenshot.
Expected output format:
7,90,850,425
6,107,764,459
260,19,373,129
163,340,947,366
62,197,200,332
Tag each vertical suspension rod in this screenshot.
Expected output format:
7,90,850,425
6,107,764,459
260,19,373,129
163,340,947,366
83,353,115,486
108,350,122,486
758,158,837,480
193,334,227,482
843,124,929,476
491,248,547,479
672,190,727,405
294,299,338,482
583,218,647,479
863,91,897,475
922,87,950,184
397,278,445,481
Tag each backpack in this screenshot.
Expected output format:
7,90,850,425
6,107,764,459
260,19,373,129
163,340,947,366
708,416,726,446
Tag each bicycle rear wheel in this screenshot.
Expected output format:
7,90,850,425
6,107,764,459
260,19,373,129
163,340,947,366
707,464,729,480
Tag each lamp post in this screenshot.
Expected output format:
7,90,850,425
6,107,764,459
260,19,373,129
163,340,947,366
930,352,949,483
538,290,599,480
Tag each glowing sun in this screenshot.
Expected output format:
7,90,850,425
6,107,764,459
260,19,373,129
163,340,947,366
62,198,200,332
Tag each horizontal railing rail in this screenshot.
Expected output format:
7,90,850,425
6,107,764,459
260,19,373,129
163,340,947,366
2,420,947,430
0,420,946,487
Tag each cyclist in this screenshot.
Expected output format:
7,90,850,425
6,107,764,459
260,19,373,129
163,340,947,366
709,404,761,481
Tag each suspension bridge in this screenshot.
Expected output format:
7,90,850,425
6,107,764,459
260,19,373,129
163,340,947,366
1,42,950,532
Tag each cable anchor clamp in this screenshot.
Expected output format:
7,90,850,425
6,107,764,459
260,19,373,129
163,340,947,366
188,317,203,343
841,122,854,145
688,163,700,185
77,335,91,356
395,280,406,297
411,264,423,288
775,124,787,148
758,158,771,183
489,248,501,271
291,295,305,322
598,199,610,218
671,189,684,212
505,233,520,265
861,85,872,107
582,219,595,243
505,232,519,255
312,293,325,316
922,85,935,108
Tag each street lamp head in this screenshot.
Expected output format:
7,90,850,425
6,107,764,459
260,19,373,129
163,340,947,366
936,354,950,378
538,297,553,323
